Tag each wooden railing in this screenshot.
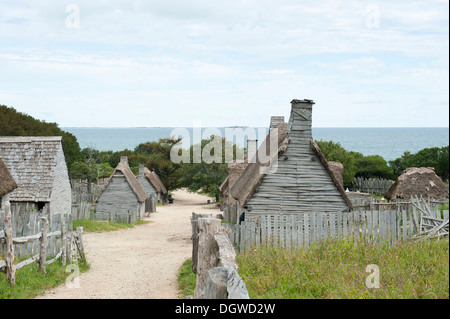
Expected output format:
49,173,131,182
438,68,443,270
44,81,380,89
0,202,84,285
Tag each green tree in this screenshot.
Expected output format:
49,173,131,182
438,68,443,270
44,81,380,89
134,138,184,191
355,155,394,180
0,104,82,171
178,136,241,201
389,146,449,181
315,140,360,187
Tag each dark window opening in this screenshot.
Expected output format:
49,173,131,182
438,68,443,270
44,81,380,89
37,202,47,211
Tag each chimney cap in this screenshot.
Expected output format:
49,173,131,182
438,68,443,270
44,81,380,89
291,99,315,104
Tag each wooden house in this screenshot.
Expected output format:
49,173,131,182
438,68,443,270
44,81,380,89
0,137,72,215
95,156,148,219
230,99,353,219
151,170,168,203
0,157,18,213
137,164,159,212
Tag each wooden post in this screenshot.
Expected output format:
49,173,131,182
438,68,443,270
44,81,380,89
39,216,48,274
191,213,212,274
4,202,16,285
76,226,85,259
61,214,67,266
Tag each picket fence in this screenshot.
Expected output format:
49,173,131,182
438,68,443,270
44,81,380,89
227,202,449,252
351,177,393,194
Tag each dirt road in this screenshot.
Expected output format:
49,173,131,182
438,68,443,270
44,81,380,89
36,189,216,299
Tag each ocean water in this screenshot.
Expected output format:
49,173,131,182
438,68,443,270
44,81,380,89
63,127,449,161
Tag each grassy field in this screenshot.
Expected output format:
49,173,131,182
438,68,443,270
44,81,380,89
237,237,449,299
177,237,449,299
1,219,148,299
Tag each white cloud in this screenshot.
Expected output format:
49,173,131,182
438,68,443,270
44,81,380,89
0,0,448,127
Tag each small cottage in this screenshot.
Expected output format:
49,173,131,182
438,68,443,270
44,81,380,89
136,164,159,212
0,136,72,215
95,156,148,220
0,157,18,213
384,167,449,200
151,170,168,203
230,99,353,218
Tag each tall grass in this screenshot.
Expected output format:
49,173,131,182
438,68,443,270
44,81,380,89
0,258,90,299
236,237,449,299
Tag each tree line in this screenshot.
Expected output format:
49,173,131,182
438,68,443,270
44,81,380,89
1,104,448,201
0,104,82,168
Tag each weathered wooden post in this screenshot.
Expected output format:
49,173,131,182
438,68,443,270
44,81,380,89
76,226,85,259
191,213,212,274
4,202,15,285
61,213,67,266
39,215,49,274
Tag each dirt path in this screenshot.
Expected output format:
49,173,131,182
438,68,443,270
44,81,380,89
36,189,216,299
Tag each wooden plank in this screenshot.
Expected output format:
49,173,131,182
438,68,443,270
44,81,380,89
316,212,323,242
309,212,316,245
337,211,343,239
342,212,348,238
303,213,309,246
402,209,407,241
443,210,449,221
330,212,336,239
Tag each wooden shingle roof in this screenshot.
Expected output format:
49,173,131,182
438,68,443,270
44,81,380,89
0,137,64,202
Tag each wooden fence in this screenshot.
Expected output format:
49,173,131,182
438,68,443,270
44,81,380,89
71,202,139,224
227,198,449,252
351,177,393,194
0,203,85,285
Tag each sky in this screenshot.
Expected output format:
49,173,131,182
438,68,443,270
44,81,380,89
0,0,448,128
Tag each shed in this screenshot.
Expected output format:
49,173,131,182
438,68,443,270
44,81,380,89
384,167,449,200
0,136,71,215
230,99,353,218
95,156,148,219
0,157,18,212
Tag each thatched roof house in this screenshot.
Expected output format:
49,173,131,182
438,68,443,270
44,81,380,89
0,157,17,198
230,99,353,217
384,167,449,200
220,159,249,223
95,156,148,220
137,164,161,211
0,136,71,214
0,157,18,213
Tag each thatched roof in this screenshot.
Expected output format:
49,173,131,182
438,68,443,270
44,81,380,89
96,157,148,203
0,158,18,197
151,171,167,194
0,137,66,202
229,118,354,210
384,167,449,200
230,123,290,206
141,166,163,193
310,141,354,210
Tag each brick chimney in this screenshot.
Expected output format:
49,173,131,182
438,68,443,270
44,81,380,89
288,99,315,138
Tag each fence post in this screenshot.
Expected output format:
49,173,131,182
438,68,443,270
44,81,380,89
39,214,48,274
4,202,16,285
61,214,67,266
